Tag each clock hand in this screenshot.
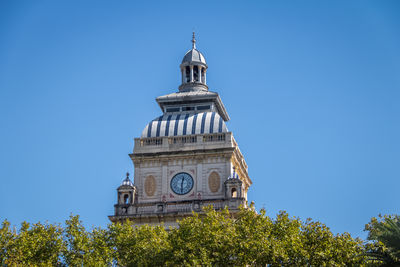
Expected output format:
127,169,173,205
181,177,184,193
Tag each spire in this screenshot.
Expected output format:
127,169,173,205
192,32,196,49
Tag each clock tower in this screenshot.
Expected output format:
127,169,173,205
109,34,252,227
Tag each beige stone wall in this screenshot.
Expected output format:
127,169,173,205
134,155,232,203
111,132,253,225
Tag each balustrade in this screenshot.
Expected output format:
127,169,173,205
116,199,240,216
137,133,230,147
169,135,197,145
203,133,226,142
140,137,163,146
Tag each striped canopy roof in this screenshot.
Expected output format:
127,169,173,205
141,112,228,138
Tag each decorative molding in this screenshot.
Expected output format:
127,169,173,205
208,171,221,193
144,175,156,197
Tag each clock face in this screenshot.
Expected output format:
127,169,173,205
170,172,194,195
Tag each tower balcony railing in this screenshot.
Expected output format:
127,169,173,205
169,135,197,145
134,132,233,153
141,137,163,146
114,198,247,217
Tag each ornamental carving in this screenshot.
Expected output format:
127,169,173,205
144,175,156,197
208,171,220,193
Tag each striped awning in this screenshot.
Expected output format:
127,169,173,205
141,112,228,138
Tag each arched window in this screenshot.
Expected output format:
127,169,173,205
193,66,199,82
124,194,129,204
185,66,190,82
231,188,237,198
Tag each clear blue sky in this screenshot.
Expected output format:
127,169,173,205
0,0,399,238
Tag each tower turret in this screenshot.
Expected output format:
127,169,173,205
179,32,208,92
115,172,137,216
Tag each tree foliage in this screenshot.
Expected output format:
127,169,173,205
1,220,64,266
0,205,385,266
169,207,236,266
63,215,113,266
364,214,400,266
109,222,170,266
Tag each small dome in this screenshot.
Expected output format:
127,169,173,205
181,49,207,65
121,178,133,187
142,112,228,138
120,173,134,187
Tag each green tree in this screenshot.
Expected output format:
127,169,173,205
233,206,365,266
268,210,303,266
300,218,365,266
365,214,400,266
0,204,370,266
108,221,170,266
233,207,304,266
4,221,64,266
63,215,113,266
0,220,15,265
169,206,236,266
233,205,274,265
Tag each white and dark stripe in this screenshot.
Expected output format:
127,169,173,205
141,112,228,138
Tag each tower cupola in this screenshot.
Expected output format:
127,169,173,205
179,32,208,92
116,172,136,207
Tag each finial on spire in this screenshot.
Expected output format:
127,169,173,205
126,172,130,179
192,32,196,49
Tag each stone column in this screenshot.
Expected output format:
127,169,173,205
198,67,202,83
190,65,194,82
135,162,142,198
196,159,203,193
161,161,168,196
181,68,185,84
203,68,207,84
226,158,232,181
